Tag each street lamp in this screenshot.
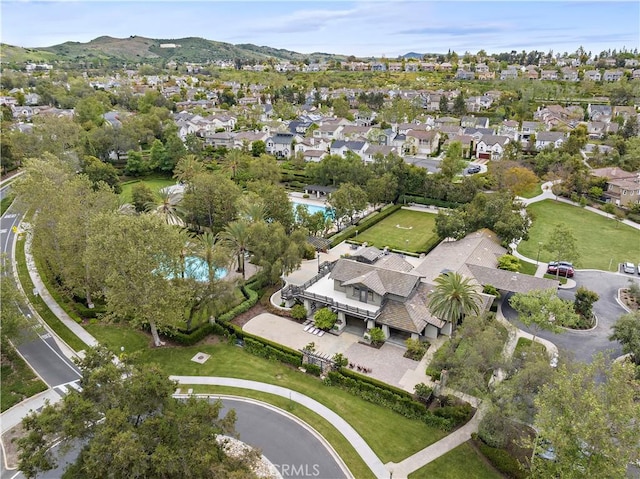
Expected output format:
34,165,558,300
536,242,542,265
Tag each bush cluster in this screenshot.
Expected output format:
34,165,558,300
324,370,453,430
304,363,322,376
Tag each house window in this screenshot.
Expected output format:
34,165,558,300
368,291,374,301
353,287,360,298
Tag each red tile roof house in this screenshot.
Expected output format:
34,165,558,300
281,230,557,341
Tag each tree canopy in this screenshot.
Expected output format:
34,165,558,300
17,346,260,479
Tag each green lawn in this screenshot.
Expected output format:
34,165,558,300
408,441,504,479
95,331,448,464
519,200,640,271
1,341,48,412
355,209,438,253
518,182,543,199
119,177,176,203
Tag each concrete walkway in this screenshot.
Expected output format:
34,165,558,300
24,228,98,350
170,376,390,478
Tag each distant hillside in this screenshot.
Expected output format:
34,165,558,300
402,52,425,59
1,36,346,65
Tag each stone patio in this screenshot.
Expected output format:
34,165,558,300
243,313,433,393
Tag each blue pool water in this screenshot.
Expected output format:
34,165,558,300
167,256,228,282
292,202,334,218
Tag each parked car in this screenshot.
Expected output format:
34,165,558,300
622,262,636,274
547,262,575,277
466,165,482,174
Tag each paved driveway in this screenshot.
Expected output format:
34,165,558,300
502,270,639,363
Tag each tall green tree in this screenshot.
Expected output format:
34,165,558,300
17,346,259,479
509,288,579,342
86,213,188,346
609,311,640,364
440,141,466,180
328,182,368,228
173,154,205,184
182,172,241,233
531,355,640,479
220,220,251,280
428,272,482,326
147,188,186,227
543,224,580,278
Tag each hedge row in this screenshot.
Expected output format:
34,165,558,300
472,435,528,479
329,204,402,247
163,322,227,346
218,286,259,322
243,337,303,367
400,195,463,209
339,367,416,401
324,370,453,431
222,322,303,360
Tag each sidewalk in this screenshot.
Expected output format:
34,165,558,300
1,389,61,434
24,230,98,350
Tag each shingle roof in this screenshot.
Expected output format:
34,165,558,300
330,258,421,298
465,264,559,293
377,283,444,333
374,254,415,272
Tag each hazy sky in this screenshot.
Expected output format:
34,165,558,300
2,1,639,58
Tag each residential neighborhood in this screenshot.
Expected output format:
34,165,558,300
1,23,640,479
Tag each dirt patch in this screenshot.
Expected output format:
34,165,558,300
620,288,639,312
231,303,269,327
1,422,25,470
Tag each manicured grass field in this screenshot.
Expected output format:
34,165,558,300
408,442,503,479
355,208,438,253
119,177,177,203
519,200,640,271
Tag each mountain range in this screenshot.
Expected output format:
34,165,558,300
0,35,353,65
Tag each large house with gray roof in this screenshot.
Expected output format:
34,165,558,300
282,229,557,342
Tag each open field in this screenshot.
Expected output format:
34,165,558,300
119,177,177,204
519,200,640,271
355,208,438,253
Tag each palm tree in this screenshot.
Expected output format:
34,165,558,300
147,188,185,227
220,220,250,279
224,148,246,180
172,154,205,184
428,272,483,327
192,231,230,284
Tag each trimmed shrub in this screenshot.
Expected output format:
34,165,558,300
163,322,227,346
367,327,385,345
218,286,259,322
473,435,528,479
497,254,520,272
243,337,303,367
290,304,308,321
433,403,474,426
314,307,337,330
325,370,452,430
304,363,322,376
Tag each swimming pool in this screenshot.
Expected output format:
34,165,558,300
292,202,335,218
166,256,228,282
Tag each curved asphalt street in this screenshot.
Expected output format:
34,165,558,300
502,270,639,363
1,191,82,389
4,397,346,479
